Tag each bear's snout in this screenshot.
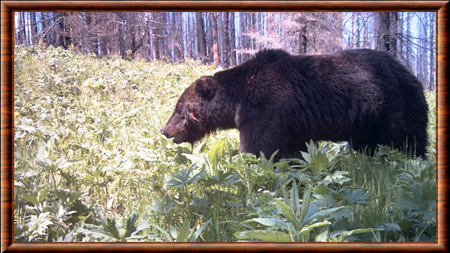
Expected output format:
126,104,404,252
160,127,172,138
160,125,181,140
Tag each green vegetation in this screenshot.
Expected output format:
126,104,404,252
14,45,436,242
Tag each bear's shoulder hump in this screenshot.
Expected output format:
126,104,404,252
253,49,290,64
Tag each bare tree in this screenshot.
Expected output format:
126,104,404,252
196,12,208,62
250,13,342,54
406,12,412,66
229,12,237,66
150,13,161,61
429,13,435,90
212,13,219,66
222,12,230,67
375,13,390,52
173,13,185,62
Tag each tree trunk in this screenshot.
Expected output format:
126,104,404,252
196,12,207,62
229,12,236,66
117,13,126,59
151,13,160,61
21,12,27,45
389,12,398,57
173,12,184,62
240,13,249,61
205,13,212,62
187,13,194,59
429,13,435,90
356,13,360,48
375,12,390,52
30,12,38,45
398,13,403,56
161,13,168,58
40,12,47,44
212,13,219,66
423,13,428,88
406,12,411,67
222,12,230,68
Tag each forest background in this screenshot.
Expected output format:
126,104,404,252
15,12,436,90
13,11,436,243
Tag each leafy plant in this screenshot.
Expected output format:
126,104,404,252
14,45,436,242
152,219,212,242
78,211,158,242
235,183,355,242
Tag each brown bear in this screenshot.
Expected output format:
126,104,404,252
161,49,428,160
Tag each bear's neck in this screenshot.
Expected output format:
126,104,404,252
207,69,247,132
204,86,239,132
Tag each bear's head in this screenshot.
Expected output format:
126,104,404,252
161,76,218,144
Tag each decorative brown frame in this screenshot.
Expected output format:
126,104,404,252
1,1,448,252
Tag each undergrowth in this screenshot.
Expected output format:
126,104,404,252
14,45,436,242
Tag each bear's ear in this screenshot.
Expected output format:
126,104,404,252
195,76,217,100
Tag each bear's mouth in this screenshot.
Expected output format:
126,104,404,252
172,132,186,144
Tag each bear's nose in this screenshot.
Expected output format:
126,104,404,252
160,128,167,136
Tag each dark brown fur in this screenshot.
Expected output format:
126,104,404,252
161,49,428,160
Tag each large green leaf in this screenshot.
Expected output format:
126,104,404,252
182,153,209,169
234,230,292,242
374,223,401,232
164,164,204,189
258,150,279,171
340,188,371,206
208,138,226,172
299,185,313,224
302,202,320,225
152,223,174,242
275,199,301,231
322,171,351,186
315,225,331,242
190,218,212,242
302,206,353,227
396,179,436,222
23,194,39,206
78,213,122,242
176,220,190,242
313,185,338,208
97,214,121,240
146,196,174,215
299,220,331,241
244,218,291,230
309,151,329,173
291,180,300,217
123,211,139,239
329,227,382,241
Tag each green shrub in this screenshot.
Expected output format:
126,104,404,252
14,45,436,242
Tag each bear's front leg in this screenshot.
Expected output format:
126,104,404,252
238,119,287,160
